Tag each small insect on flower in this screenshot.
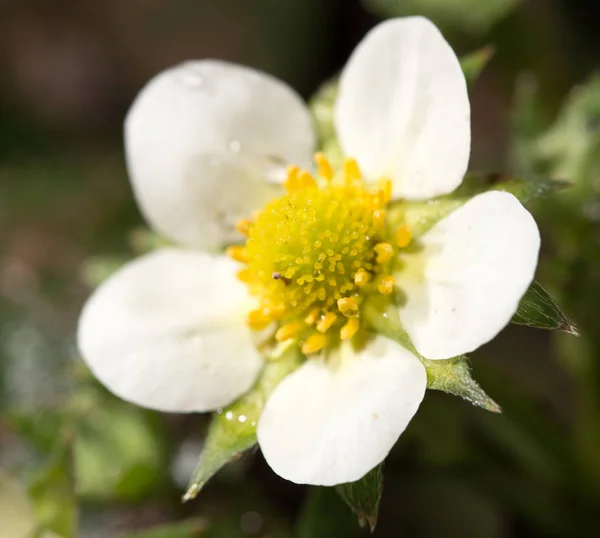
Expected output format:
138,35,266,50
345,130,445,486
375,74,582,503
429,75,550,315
77,16,540,487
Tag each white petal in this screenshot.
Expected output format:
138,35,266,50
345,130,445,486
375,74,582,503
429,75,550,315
125,60,315,249
257,337,426,485
399,191,540,360
77,249,262,412
335,17,470,199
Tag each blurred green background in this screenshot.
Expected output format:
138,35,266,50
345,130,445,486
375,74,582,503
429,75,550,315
2,0,600,536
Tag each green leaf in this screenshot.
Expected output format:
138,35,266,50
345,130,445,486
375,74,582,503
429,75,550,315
335,465,383,532
460,46,495,86
363,299,500,412
424,356,501,413
512,281,578,335
399,172,570,240
184,348,302,501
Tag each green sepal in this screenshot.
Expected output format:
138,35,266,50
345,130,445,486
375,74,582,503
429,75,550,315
335,465,383,533
460,46,495,86
184,347,302,501
364,300,500,413
399,171,571,240
511,280,579,335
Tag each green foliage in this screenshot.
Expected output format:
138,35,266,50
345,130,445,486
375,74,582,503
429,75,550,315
184,348,302,500
364,0,522,36
72,385,167,502
296,487,360,538
335,465,383,532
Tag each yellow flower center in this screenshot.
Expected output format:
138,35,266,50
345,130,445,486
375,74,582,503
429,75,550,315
228,153,412,355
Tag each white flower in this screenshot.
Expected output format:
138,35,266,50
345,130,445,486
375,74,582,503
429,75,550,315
77,17,540,487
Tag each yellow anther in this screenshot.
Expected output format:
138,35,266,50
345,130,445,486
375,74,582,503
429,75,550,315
226,245,250,263
302,333,328,355
373,209,387,228
374,242,394,264
304,308,321,325
340,318,360,340
247,309,273,330
284,165,300,192
378,178,392,204
378,275,396,295
354,268,370,287
263,302,286,320
395,226,412,248
316,311,338,333
237,268,255,283
275,321,304,342
343,157,361,183
337,297,359,317
298,170,317,190
315,152,333,181
235,219,253,236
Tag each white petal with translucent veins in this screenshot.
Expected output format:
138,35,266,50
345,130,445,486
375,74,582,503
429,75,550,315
257,337,426,486
125,60,315,250
399,191,540,360
335,17,470,200
77,249,262,412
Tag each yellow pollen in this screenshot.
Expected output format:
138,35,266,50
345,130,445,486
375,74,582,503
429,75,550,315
343,157,361,183
373,209,386,228
340,318,360,340
236,219,253,236
226,245,250,263
302,333,328,355
378,275,396,295
354,268,370,287
337,297,359,317
304,308,321,325
378,178,392,203
247,309,273,330
315,152,333,181
275,321,304,342
374,242,394,264
237,153,407,350
316,311,338,333
395,226,412,248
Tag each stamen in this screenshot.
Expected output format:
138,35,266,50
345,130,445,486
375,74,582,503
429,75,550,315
374,242,393,264
316,311,338,333
247,309,273,330
378,275,396,295
236,219,253,236
343,157,361,183
237,268,255,283
275,321,304,342
226,245,250,263
378,178,392,204
304,308,321,325
354,268,370,287
373,209,386,228
284,165,300,192
297,170,317,190
337,297,358,317
395,226,412,248
315,152,333,181
302,333,328,355
340,318,360,340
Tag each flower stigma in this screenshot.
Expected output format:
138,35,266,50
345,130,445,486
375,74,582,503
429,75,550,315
228,153,413,356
